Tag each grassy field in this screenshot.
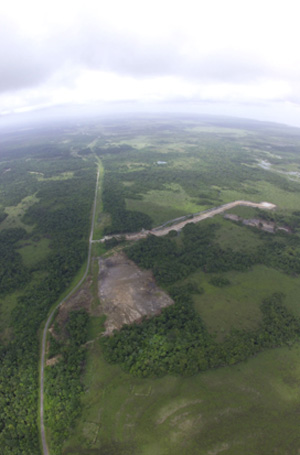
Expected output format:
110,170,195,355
92,159,107,240
191,265,300,339
35,171,74,181
214,216,264,251
63,340,300,455
17,237,50,267
126,182,205,226
0,194,39,232
221,180,300,211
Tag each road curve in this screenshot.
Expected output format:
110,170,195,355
96,200,276,243
39,168,100,455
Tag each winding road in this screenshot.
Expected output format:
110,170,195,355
39,168,100,455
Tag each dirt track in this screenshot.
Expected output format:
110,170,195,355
98,200,276,243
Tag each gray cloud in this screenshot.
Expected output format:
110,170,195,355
63,23,271,83
0,19,57,92
0,16,280,96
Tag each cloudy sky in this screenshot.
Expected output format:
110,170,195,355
1,0,300,126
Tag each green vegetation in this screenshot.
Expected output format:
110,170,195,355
102,173,152,234
45,310,90,455
17,237,50,267
0,125,97,454
69,115,300,453
64,341,300,455
0,227,30,294
1,115,300,454
102,253,300,377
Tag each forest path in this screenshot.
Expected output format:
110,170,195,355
95,200,276,243
39,166,100,455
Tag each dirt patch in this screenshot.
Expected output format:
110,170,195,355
98,252,174,335
46,355,62,367
208,443,230,455
224,214,291,234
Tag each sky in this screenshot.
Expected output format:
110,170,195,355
1,0,300,126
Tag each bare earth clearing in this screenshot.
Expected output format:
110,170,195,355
224,214,292,234
98,252,174,335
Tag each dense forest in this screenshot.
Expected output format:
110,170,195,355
45,310,89,454
0,141,96,454
0,227,30,294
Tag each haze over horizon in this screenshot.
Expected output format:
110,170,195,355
1,0,300,127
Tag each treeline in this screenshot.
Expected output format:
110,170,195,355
0,165,96,454
0,209,8,223
0,228,30,294
253,207,300,234
102,173,152,234
102,290,300,378
126,223,256,285
45,310,89,454
126,220,300,284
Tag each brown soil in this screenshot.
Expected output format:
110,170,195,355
224,213,291,234
98,252,174,335
46,355,62,367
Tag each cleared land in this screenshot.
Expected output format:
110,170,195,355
98,252,173,335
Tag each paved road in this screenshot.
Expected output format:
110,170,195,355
40,168,100,455
95,200,276,243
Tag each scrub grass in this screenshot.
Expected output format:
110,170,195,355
191,265,300,339
215,216,264,251
63,341,300,455
17,237,50,267
221,181,300,211
0,194,39,232
36,171,74,181
92,159,106,240
126,183,206,226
